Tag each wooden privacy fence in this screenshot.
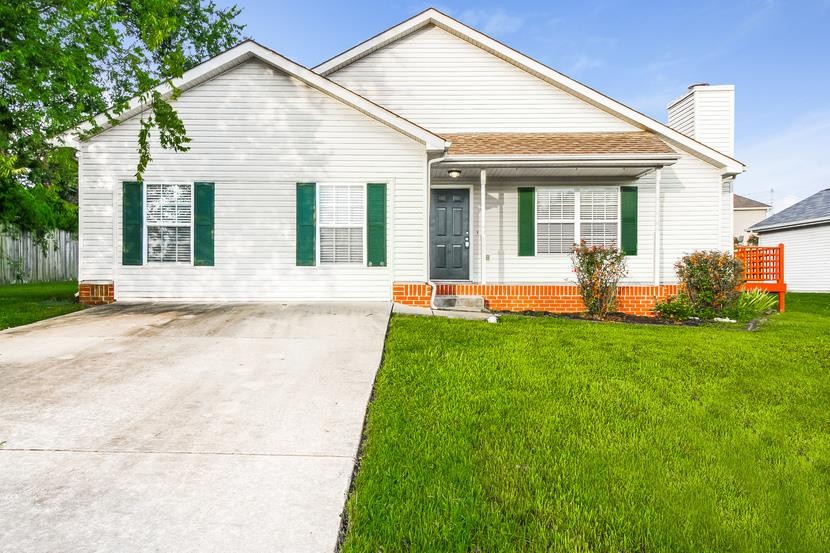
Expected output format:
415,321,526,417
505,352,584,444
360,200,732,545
0,230,78,284
735,244,787,311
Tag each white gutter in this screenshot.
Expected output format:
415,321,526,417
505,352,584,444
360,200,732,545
751,217,830,233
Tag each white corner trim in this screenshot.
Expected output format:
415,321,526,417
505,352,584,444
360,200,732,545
313,8,744,175
60,41,447,152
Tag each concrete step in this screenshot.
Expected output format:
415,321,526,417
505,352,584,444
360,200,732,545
433,295,487,312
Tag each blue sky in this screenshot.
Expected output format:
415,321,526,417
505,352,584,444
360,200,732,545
221,0,830,211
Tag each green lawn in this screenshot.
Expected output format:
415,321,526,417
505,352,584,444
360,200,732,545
0,281,85,330
342,294,830,552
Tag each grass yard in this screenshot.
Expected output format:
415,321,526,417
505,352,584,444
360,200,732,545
0,281,84,330
341,294,830,552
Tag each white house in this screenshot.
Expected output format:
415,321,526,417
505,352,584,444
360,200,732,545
733,194,770,243
66,8,745,314
750,189,830,292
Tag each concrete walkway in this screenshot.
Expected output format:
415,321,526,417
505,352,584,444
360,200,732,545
0,302,391,552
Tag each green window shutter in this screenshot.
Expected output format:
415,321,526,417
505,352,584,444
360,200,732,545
122,181,143,265
296,183,316,266
366,183,387,267
194,182,215,266
620,186,638,255
518,187,535,256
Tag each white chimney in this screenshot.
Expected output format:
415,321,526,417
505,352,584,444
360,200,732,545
667,84,735,157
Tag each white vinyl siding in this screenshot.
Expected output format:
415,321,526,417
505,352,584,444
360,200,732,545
78,59,426,301
145,184,192,263
319,184,364,264
328,25,637,133
759,225,830,292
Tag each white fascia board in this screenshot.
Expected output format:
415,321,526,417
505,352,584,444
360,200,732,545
59,41,447,152
751,218,830,232
313,9,745,175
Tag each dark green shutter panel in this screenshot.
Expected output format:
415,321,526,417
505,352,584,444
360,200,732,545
620,186,638,255
296,183,316,266
194,182,215,266
518,187,535,256
366,183,387,267
122,181,143,265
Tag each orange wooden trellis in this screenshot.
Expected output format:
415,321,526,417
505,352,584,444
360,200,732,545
735,244,787,311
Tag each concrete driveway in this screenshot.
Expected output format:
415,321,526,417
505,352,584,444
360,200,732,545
0,302,391,552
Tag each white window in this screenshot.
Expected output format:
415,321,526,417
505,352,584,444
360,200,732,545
319,184,364,264
146,184,192,263
536,188,575,254
579,189,619,247
536,187,619,254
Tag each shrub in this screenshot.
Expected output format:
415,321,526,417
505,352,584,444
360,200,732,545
654,293,695,320
724,290,778,321
570,241,627,318
675,251,744,314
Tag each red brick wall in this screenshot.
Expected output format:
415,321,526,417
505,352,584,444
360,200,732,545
392,282,679,317
78,281,115,306
391,283,432,308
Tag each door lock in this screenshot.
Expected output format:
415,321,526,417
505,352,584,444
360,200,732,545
464,232,470,249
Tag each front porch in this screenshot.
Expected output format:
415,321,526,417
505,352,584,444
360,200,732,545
398,131,684,316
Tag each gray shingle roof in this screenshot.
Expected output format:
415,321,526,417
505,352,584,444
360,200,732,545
750,188,830,231
734,194,770,209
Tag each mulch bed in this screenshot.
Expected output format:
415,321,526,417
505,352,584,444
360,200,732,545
504,310,703,326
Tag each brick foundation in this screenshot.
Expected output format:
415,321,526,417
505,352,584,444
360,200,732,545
392,282,679,317
78,281,115,306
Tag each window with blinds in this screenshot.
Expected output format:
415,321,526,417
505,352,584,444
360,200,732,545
580,189,619,247
536,187,619,254
146,184,192,263
319,184,364,264
536,188,575,254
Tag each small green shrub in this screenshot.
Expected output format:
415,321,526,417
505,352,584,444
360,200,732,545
723,290,778,321
654,293,695,320
570,241,627,319
675,251,744,313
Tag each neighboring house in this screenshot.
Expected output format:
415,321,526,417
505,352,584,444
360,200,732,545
733,194,770,243
750,189,830,292
64,8,745,313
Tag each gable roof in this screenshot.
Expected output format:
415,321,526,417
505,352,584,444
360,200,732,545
314,8,745,175
750,188,830,232
444,132,675,157
734,194,770,210
60,40,447,152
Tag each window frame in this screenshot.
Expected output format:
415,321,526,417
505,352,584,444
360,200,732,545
316,182,368,266
143,182,194,265
534,186,621,255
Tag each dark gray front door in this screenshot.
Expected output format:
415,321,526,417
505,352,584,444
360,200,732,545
430,188,470,280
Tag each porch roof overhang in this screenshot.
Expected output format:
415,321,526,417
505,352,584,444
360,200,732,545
431,153,680,179
432,131,680,179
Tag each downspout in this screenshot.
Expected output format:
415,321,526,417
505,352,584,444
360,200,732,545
426,151,448,309
653,167,662,286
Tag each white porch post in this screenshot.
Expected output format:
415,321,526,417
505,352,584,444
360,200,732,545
653,167,662,286
480,169,487,284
